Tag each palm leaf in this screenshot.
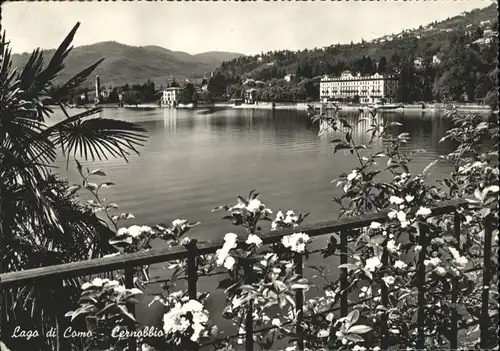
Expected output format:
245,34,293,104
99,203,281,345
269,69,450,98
56,118,147,162
51,58,104,104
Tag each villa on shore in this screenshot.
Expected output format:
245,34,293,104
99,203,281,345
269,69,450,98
320,71,398,104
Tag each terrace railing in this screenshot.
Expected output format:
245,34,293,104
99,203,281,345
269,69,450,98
0,199,496,350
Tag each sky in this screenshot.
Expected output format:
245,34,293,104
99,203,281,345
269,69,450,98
1,1,493,55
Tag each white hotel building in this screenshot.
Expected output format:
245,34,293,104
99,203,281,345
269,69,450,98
161,87,183,107
320,71,398,103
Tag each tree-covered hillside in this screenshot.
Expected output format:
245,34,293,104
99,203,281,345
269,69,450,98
208,4,498,106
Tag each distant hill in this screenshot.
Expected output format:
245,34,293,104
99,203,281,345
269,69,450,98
213,3,498,81
11,41,244,87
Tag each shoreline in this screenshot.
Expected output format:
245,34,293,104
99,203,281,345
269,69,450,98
213,102,492,113
62,102,492,113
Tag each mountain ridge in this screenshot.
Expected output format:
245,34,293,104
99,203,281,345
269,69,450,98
11,41,244,87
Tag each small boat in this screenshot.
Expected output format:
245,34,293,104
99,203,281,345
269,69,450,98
176,103,195,109
370,103,404,110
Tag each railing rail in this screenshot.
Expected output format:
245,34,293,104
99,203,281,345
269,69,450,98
0,199,467,287
1,198,496,350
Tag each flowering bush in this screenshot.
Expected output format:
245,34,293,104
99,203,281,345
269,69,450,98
64,107,497,351
65,278,143,349
138,291,213,351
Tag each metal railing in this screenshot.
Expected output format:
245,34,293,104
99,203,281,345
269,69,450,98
0,199,496,350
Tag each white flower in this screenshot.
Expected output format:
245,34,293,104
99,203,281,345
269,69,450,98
326,313,334,322
388,210,398,219
117,227,128,236
389,196,404,205
370,221,382,229
424,257,441,267
105,280,120,287
172,219,185,227
347,169,359,181
414,245,423,254
416,207,432,218
317,329,330,338
353,346,367,351
162,299,209,341
393,260,407,269
431,238,445,245
216,249,229,266
281,232,310,253
382,276,395,286
232,297,243,308
224,233,238,246
434,266,447,276
271,318,281,327
246,199,263,213
224,256,236,270
91,277,107,287
325,289,336,298
130,225,153,238
246,234,262,247
405,195,414,203
449,247,468,268
365,256,382,272
181,237,192,246
284,215,298,224
387,239,400,254
81,282,92,290
454,256,468,268
113,285,126,294
396,211,409,228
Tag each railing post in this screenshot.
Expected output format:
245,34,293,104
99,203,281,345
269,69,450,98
124,267,137,351
294,253,304,351
340,231,348,318
245,300,254,351
186,239,198,300
380,247,389,350
450,211,460,350
480,214,493,350
416,223,427,350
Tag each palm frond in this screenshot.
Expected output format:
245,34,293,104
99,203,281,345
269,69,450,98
41,107,103,138
51,59,104,104
17,22,81,120
56,118,147,162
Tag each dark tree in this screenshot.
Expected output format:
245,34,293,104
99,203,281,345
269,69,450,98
378,56,387,75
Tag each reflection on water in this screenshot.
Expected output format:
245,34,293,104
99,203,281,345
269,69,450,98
53,107,459,238
50,106,473,331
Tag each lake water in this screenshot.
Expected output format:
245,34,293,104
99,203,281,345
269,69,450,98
53,106,457,234
51,106,465,336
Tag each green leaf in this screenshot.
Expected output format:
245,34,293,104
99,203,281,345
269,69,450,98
346,309,360,328
344,333,365,342
118,304,136,322
218,278,234,290
90,169,106,176
347,325,372,334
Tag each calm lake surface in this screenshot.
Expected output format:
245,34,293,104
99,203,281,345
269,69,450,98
51,106,468,332
53,106,457,233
